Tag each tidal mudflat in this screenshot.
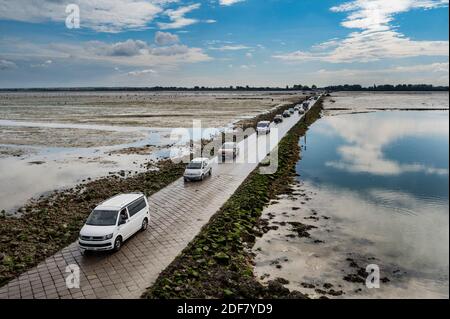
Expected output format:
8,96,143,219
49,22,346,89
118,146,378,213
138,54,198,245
253,93,449,299
324,91,449,116
0,91,298,212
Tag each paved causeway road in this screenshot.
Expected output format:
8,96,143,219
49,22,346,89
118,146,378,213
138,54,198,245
0,96,320,299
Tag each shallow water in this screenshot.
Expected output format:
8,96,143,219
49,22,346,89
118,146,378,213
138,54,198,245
254,108,449,299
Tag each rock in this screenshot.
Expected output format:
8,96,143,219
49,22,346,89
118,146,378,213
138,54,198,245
286,290,308,299
275,277,289,285
288,222,316,238
315,288,327,295
301,282,315,289
267,280,290,296
328,289,344,296
343,274,365,283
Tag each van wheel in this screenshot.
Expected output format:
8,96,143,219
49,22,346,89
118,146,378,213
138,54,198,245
141,218,148,231
113,236,122,252
201,174,204,181
209,169,212,176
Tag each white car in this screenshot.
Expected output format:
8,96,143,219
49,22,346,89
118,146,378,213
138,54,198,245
256,121,271,135
79,193,150,253
184,158,212,181
219,142,240,160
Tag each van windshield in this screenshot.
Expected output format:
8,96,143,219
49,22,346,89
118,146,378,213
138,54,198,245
86,210,118,226
187,162,202,169
257,123,269,127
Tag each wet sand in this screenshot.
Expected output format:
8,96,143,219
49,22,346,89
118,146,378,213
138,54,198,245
253,182,448,299
0,91,301,212
0,91,298,128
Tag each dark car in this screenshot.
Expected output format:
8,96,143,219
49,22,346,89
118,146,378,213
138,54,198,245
274,115,283,123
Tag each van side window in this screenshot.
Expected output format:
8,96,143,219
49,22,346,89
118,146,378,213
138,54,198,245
119,209,128,222
128,198,146,217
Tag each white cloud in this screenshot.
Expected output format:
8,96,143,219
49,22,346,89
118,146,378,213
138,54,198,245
0,59,17,70
209,45,251,51
83,40,211,64
274,0,449,63
127,69,157,76
0,0,181,33
246,52,253,58
30,59,52,68
393,62,449,73
316,62,449,77
92,39,148,56
158,3,201,30
330,0,448,31
155,31,180,46
310,62,449,85
219,0,245,6
0,38,212,68
322,113,449,176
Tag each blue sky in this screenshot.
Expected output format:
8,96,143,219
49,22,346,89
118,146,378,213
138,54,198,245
0,0,448,88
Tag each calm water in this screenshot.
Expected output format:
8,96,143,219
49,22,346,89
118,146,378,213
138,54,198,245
296,110,449,297
324,91,449,114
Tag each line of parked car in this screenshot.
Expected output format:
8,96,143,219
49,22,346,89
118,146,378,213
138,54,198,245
79,97,317,253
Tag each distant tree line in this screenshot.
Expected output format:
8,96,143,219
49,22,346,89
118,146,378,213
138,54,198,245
323,84,449,91
0,86,315,92
0,84,447,92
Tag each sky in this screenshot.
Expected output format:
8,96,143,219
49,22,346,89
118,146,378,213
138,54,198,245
0,0,448,88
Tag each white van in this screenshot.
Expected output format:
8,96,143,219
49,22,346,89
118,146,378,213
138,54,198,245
79,193,150,252
184,158,212,182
